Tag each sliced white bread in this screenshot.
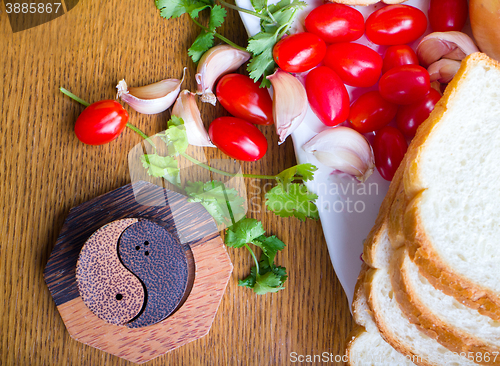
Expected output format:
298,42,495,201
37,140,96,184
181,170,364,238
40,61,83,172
364,226,477,366
387,182,406,249
347,264,417,366
346,326,419,366
402,53,500,321
363,153,408,269
392,247,500,365
357,158,473,365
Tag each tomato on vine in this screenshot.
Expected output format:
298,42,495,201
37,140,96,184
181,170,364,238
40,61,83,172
60,88,149,145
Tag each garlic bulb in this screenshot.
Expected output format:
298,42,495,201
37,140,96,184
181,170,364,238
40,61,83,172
303,127,375,183
427,59,462,83
195,45,251,105
267,69,308,145
417,32,479,67
116,68,185,114
172,90,215,147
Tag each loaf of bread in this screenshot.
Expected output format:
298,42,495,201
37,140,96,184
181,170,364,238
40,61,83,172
402,53,500,321
348,53,500,365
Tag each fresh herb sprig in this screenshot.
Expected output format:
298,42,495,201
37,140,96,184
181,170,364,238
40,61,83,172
155,0,307,86
140,117,318,294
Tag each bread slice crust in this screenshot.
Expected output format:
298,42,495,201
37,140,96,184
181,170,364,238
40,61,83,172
402,53,500,322
392,247,500,365
404,192,500,321
348,263,418,366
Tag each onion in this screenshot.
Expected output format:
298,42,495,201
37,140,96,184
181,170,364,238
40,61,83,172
470,0,500,62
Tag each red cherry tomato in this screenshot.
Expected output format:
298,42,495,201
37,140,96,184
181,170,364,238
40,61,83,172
324,43,383,88
429,0,468,32
304,3,365,43
216,74,274,126
349,91,398,134
396,89,441,138
74,100,129,145
273,32,327,73
305,66,350,127
208,117,268,161
379,65,430,105
365,5,427,46
382,45,419,74
373,126,407,181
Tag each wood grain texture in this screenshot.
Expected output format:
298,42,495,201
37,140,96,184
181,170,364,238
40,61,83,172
0,0,354,365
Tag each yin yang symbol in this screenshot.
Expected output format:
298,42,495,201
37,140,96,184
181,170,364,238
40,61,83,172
76,218,190,327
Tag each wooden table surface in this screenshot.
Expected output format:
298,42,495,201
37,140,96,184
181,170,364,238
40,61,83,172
0,1,354,365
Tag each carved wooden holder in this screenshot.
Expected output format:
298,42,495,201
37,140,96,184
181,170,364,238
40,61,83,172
44,181,233,364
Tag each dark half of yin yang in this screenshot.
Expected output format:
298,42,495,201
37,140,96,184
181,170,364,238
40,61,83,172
118,219,190,328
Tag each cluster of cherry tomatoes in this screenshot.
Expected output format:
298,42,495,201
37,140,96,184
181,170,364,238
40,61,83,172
210,74,274,161
72,0,470,178
271,1,469,181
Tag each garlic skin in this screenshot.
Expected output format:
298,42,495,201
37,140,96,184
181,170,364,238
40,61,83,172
195,45,251,106
417,32,479,67
116,68,185,114
303,127,375,183
427,59,462,83
267,69,308,145
172,90,215,147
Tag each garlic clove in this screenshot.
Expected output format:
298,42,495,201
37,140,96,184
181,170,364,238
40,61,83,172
172,90,215,148
417,32,479,67
303,126,375,183
430,81,443,95
116,68,186,114
195,45,251,106
266,69,308,145
427,59,462,83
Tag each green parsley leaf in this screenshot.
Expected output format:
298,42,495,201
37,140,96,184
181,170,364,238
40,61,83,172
238,254,288,295
238,266,257,288
168,115,184,128
155,0,189,19
225,217,265,248
140,154,180,186
247,31,277,56
185,181,245,226
155,0,209,19
253,235,285,265
277,163,317,185
265,183,319,221
208,5,226,31
246,32,277,87
188,31,215,63
250,0,267,12
253,271,285,294
160,117,188,155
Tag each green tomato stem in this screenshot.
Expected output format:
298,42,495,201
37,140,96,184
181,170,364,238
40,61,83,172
190,17,248,52
244,243,260,275
179,152,278,180
59,87,90,107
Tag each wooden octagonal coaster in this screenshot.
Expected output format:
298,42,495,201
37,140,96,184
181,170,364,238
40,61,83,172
44,181,233,364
